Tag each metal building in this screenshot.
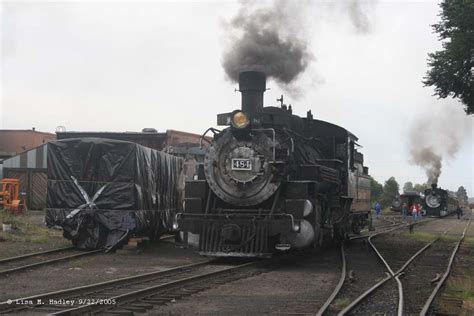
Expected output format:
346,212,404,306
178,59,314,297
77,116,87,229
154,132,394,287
1,129,210,210
2,144,48,210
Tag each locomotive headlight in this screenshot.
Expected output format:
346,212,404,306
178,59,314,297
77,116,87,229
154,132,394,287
231,111,250,129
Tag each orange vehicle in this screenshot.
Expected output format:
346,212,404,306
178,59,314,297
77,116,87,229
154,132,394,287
0,178,26,214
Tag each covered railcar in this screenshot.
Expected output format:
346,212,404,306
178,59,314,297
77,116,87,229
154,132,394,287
422,183,458,217
46,138,183,250
177,71,371,257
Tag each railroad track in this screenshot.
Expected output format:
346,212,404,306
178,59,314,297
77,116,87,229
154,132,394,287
0,234,175,278
319,214,471,315
316,218,419,315
430,213,474,315
379,215,399,226
0,247,103,277
351,215,399,238
316,245,346,316
317,216,441,315
0,252,304,315
317,228,398,314
349,215,432,241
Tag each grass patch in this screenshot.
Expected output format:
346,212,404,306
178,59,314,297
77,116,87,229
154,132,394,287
464,237,474,246
445,274,474,310
400,231,437,243
439,235,462,242
400,231,462,243
26,235,51,243
0,210,65,244
330,297,350,310
381,208,394,215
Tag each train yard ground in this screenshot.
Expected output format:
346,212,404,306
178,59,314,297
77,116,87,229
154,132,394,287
0,211,70,258
0,210,472,315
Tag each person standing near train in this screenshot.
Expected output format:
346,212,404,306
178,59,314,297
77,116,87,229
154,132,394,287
375,202,382,218
402,203,408,221
417,203,423,219
411,203,418,222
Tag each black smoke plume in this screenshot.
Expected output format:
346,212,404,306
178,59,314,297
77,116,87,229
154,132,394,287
222,1,313,86
409,147,442,184
222,0,373,92
347,0,371,33
408,106,470,184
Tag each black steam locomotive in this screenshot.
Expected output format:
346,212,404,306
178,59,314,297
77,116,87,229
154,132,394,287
423,183,458,217
176,71,371,257
391,192,423,212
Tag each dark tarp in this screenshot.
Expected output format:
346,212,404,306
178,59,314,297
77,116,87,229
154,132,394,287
45,138,183,250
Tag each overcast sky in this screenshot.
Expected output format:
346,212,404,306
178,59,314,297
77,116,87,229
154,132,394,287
1,0,473,196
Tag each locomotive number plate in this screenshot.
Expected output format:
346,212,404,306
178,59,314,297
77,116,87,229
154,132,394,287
231,159,252,171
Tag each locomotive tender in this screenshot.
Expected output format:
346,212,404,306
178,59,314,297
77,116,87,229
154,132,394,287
177,71,371,257
423,183,458,217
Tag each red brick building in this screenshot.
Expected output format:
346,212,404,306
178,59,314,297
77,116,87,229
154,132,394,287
0,129,56,160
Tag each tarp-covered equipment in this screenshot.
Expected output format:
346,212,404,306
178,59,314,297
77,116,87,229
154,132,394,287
46,138,183,250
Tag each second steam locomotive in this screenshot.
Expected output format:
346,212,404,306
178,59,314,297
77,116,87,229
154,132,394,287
423,183,458,217
177,71,371,257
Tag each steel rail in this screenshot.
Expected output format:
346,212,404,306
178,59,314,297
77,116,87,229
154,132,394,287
339,224,405,316
0,233,174,278
350,216,399,239
0,259,214,313
349,217,433,241
337,273,392,316
420,214,472,316
0,249,103,277
349,222,404,241
316,245,346,316
367,230,403,316
339,217,462,316
0,247,74,264
49,260,261,315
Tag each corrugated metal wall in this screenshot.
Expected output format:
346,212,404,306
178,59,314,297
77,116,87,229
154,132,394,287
3,144,47,169
2,144,48,210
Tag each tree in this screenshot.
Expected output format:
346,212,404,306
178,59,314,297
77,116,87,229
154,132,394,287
403,181,414,192
456,186,468,203
370,176,384,204
381,177,400,208
423,0,474,114
413,183,431,193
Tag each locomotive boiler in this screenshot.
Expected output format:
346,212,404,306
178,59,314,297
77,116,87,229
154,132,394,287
176,71,371,257
423,183,458,217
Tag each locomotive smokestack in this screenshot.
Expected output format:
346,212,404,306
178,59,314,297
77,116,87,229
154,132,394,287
239,71,266,115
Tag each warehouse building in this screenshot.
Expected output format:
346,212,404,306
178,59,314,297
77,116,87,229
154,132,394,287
0,129,55,179
1,128,207,209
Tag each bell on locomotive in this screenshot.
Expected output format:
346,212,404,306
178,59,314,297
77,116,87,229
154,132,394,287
176,70,372,257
